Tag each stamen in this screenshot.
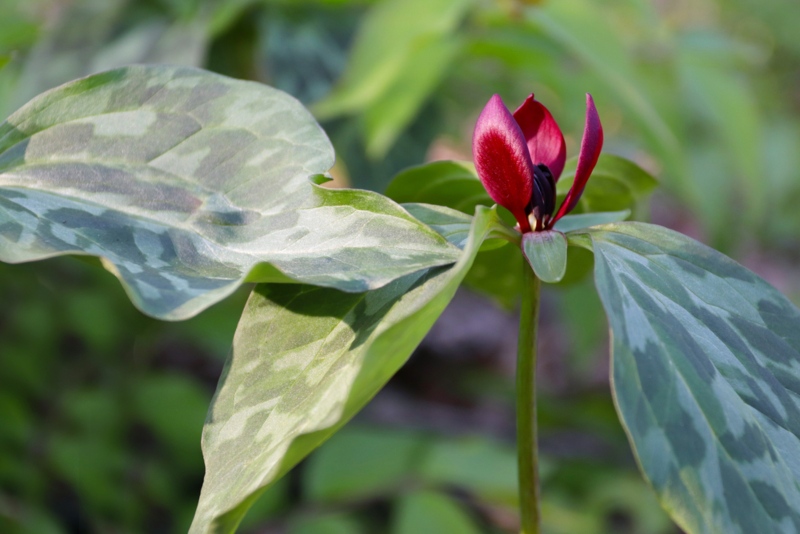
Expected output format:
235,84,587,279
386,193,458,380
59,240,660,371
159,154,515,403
526,163,557,231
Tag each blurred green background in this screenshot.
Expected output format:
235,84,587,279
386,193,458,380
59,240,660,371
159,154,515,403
1,0,799,532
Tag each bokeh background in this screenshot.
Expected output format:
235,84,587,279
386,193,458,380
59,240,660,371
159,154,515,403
2,0,800,532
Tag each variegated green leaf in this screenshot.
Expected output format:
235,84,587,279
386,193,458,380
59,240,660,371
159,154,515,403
402,203,472,249
553,209,630,233
386,161,525,306
402,202,515,251
0,65,459,319
191,207,502,534
586,222,800,534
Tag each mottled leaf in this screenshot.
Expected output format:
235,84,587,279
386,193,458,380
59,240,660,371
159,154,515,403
0,65,459,319
586,222,800,534
401,203,473,250
553,209,630,233
522,230,567,283
191,207,503,533
387,163,522,306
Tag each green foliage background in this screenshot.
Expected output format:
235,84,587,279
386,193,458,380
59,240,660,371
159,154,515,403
1,0,799,532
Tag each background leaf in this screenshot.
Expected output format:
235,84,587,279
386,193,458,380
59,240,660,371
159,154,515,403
312,0,471,120
587,222,800,534
289,513,366,534
385,160,490,215
527,0,688,200
462,241,523,309
557,154,658,219
304,427,423,504
384,158,526,306
191,207,502,533
303,425,523,508
0,65,458,319
363,36,462,159
312,0,472,159
391,491,481,534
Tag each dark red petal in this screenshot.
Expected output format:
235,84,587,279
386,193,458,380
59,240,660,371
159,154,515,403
551,93,603,223
513,94,567,180
473,94,536,232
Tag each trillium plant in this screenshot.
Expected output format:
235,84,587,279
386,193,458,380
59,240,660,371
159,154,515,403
473,92,605,532
2,65,800,534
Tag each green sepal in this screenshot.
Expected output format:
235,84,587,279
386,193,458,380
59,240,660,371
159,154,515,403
522,230,568,283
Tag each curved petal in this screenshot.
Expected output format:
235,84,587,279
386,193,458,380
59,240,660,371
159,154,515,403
473,94,536,232
551,93,603,224
513,94,567,180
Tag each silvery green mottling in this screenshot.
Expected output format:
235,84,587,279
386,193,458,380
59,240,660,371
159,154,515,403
191,207,503,534
586,223,800,534
552,209,629,233
0,65,459,320
401,203,473,250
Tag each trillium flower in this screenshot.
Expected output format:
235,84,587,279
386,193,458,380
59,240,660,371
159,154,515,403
472,92,603,233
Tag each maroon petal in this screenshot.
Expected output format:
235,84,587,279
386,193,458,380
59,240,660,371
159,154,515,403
513,94,567,180
551,93,603,224
473,94,536,232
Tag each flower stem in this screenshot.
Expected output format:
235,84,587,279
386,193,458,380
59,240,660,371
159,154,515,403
517,259,541,534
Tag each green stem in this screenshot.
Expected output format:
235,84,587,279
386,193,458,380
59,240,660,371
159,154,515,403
517,259,541,534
